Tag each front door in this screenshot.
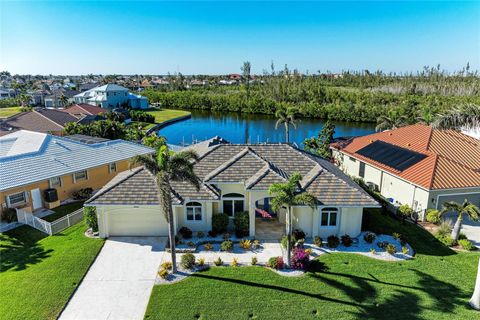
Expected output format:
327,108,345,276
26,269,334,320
31,188,43,210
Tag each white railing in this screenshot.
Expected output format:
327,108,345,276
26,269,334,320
16,208,84,235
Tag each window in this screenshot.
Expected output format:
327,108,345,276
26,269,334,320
186,202,202,221
108,162,117,173
8,191,26,206
222,193,244,217
321,208,338,227
49,176,62,188
359,162,366,178
73,170,88,183
349,157,356,162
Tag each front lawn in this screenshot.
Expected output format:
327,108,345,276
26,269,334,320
145,210,479,320
146,108,190,124
0,221,104,320
0,106,22,118
42,201,85,222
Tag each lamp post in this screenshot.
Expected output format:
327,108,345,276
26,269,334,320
470,258,480,310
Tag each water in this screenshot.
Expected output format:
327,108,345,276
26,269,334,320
159,110,376,146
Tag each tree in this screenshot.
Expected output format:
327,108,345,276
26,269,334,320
471,258,480,310
143,133,167,149
131,146,200,273
59,94,69,108
241,61,251,99
275,107,300,143
268,173,316,267
17,94,31,108
433,104,480,131
303,121,335,159
375,111,408,132
439,200,480,241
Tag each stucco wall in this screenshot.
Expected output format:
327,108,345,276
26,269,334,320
175,201,213,233
338,207,363,237
292,206,314,237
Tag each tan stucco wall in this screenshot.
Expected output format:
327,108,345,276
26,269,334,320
338,207,363,237
176,201,213,233
292,206,314,237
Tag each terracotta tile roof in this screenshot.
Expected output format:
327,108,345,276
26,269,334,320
332,124,480,190
0,109,77,134
61,104,106,116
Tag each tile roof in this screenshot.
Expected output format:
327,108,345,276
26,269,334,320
61,104,106,116
0,109,78,134
332,124,480,190
88,140,378,207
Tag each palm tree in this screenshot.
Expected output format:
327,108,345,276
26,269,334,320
471,258,480,310
131,145,200,273
275,107,300,143
59,94,69,108
268,173,316,267
433,104,480,131
375,111,408,132
439,200,480,241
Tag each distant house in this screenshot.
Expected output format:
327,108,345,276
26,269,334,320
0,130,153,213
331,124,480,220
44,89,79,108
73,84,149,109
0,88,16,100
61,103,106,117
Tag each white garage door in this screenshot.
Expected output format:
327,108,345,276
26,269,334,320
107,208,168,236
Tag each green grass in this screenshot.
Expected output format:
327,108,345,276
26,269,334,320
42,201,85,222
145,210,479,320
146,108,191,124
0,106,22,118
129,121,157,131
0,222,104,320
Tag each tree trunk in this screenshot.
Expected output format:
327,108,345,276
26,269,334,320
285,124,290,143
159,177,177,273
470,258,480,310
285,206,291,268
451,214,463,241
167,200,177,273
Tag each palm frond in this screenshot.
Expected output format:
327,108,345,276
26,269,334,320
433,104,480,130
130,154,159,174
293,192,317,208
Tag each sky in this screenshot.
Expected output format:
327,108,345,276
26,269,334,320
0,1,479,75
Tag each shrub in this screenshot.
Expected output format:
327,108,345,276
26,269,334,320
436,221,452,237
398,204,413,220
458,233,468,240
251,256,258,266
305,248,312,255
223,233,231,240
197,257,205,267
386,244,397,255
426,209,441,224
281,235,297,250
253,239,261,249
161,261,172,270
187,241,195,247
231,258,239,267
363,232,376,244
1,208,17,223
327,235,340,248
179,226,193,239
267,256,284,270
234,211,249,237
435,234,455,247
313,236,322,247
180,253,195,270
292,229,306,240
377,241,389,249
213,257,223,266
392,232,401,240
401,246,409,255
296,238,305,248
212,213,229,233
290,248,310,270
458,239,474,251
220,240,233,251
341,234,352,247
72,188,93,200
129,110,155,123
370,248,376,254
83,206,98,232
239,239,251,250
203,243,213,251
158,269,169,279
207,230,217,237
197,231,205,238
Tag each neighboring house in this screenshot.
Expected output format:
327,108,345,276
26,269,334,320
86,137,378,238
0,109,80,136
0,130,153,213
331,124,480,220
60,103,106,117
0,88,16,100
43,89,79,108
73,84,149,109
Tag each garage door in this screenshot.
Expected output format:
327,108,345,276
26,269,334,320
107,208,168,236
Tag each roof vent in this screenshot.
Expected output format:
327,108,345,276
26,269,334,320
406,143,411,147
389,132,393,136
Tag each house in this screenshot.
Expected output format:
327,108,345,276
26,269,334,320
73,84,149,109
44,89,79,108
86,137,378,238
331,124,480,220
60,103,106,117
0,130,153,213
0,88,16,100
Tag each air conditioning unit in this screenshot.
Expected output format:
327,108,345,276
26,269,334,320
366,182,379,192
44,188,58,203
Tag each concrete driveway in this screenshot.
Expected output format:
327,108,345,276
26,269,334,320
461,221,480,248
60,237,167,320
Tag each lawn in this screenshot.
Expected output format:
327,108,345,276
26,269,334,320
0,221,104,320
42,201,85,222
145,210,479,320
146,108,191,124
0,106,22,118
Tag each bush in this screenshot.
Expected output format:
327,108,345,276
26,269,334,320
179,226,193,239
1,208,17,223
223,233,231,240
253,239,261,249
231,258,239,267
72,188,93,200
158,269,169,279
239,239,251,250
426,209,441,224
437,220,453,236
83,206,98,232
370,248,376,254
234,211,249,237
458,239,474,251
180,253,196,269
213,257,223,266
377,241,389,249
398,204,413,220
129,110,155,123
401,246,409,255
212,213,229,233
197,257,205,267
290,248,310,270
313,236,322,247
386,244,397,255
458,233,468,240
267,256,284,270
363,232,376,244
251,256,258,266
435,234,455,247
187,241,195,247
197,231,205,238
292,229,306,240
161,261,173,270
341,234,352,247
327,235,340,248
392,232,401,240
203,243,213,251
220,240,233,251
281,235,297,250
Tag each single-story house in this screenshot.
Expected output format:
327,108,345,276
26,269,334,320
0,130,153,213
60,103,106,117
86,137,379,239
331,124,480,220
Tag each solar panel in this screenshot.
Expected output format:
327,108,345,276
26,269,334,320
64,134,110,144
356,140,426,171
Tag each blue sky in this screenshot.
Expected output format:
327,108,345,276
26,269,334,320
0,1,479,75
